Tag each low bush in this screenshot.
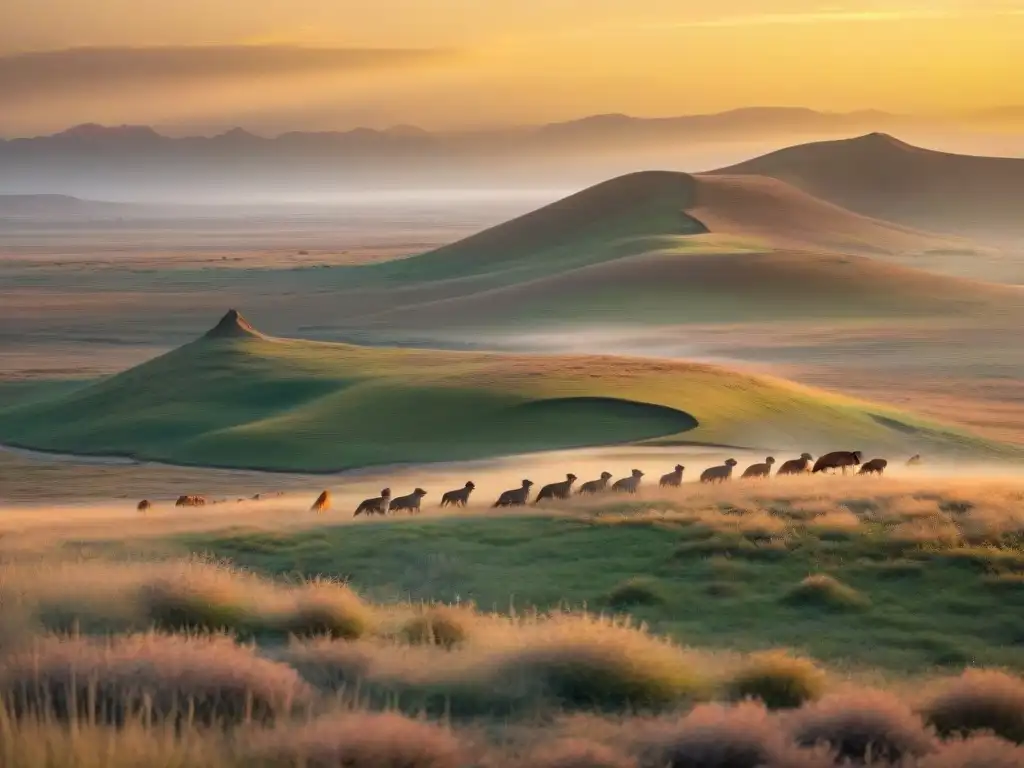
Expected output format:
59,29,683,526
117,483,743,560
248,711,464,768
401,606,472,648
782,574,870,611
921,669,1024,744
789,690,935,763
724,651,827,710
0,633,311,727
636,701,820,768
604,578,667,610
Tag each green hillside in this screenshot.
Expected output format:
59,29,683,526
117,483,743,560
0,312,1011,471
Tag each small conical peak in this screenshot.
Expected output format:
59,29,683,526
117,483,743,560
848,132,912,150
203,309,260,339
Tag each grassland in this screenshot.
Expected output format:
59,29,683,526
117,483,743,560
5,476,1024,766
0,314,1013,473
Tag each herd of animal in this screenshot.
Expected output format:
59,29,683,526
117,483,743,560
136,451,921,515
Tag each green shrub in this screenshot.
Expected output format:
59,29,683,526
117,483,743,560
782,574,870,611
604,578,667,610
724,651,827,710
401,606,471,648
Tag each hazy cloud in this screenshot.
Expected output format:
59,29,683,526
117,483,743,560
0,45,451,101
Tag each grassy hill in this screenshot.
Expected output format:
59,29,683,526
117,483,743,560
713,133,1024,242
334,170,1012,334
0,311,1012,471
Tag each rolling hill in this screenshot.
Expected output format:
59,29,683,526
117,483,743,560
0,311,1011,471
347,170,1014,333
713,133,1024,242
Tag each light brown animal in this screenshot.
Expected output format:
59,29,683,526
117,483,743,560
440,481,475,508
812,451,863,475
906,454,922,466
174,495,206,507
354,488,392,517
659,465,685,488
310,490,331,513
391,488,428,513
612,469,644,494
859,458,888,476
742,457,776,479
700,459,738,484
578,472,613,495
535,474,578,503
777,453,814,476
137,499,151,512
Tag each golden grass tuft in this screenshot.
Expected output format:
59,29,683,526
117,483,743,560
0,633,312,727
789,689,936,763
723,651,827,710
636,701,816,768
401,605,473,648
274,581,375,641
248,711,464,768
921,670,1024,744
516,738,638,768
782,574,870,611
918,734,1024,767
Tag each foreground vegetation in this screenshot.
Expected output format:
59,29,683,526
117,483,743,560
5,477,1024,765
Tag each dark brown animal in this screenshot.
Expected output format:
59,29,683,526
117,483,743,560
659,465,685,488
812,451,863,475
777,453,814,476
578,472,613,495
535,474,578,503
742,457,776,479
137,499,151,512
906,454,922,466
859,458,888,476
175,495,206,507
354,488,392,516
612,469,644,494
494,480,534,508
310,490,331,513
700,459,739,484
391,488,428,513
440,481,475,508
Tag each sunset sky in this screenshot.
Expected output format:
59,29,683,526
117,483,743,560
1,0,1022,135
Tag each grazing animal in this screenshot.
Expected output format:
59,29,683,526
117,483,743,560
174,495,206,507
494,480,534,508
777,453,814,476
659,465,685,488
535,474,578,503
354,488,392,517
859,458,888,476
440,481,475,508
700,459,739,484
906,454,922,466
612,469,644,494
812,451,863,475
578,472,614,495
310,490,331,513
391,488,428,513
742,457,776,480
137,499,151,512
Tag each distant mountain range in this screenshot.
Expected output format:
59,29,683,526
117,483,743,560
0,107,964,201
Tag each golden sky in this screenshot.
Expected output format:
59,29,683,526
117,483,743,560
1,0,1022,134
